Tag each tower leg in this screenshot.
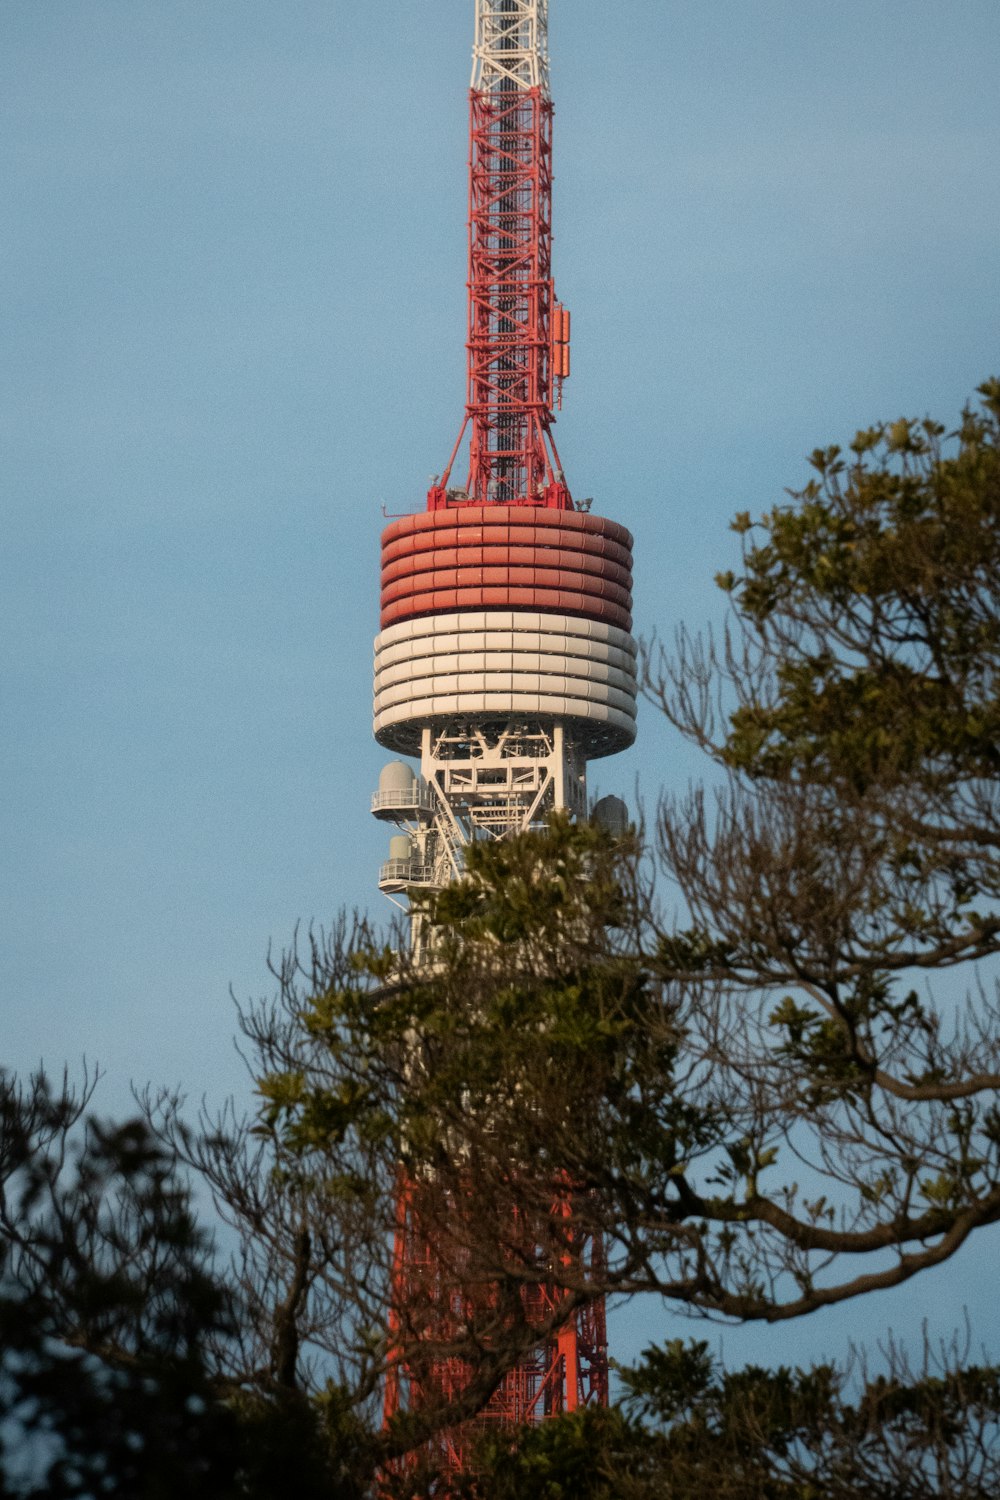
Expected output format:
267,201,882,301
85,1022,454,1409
381,1179,608,1484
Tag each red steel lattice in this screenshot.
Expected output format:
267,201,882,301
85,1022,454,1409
431,84,572,512
382,1179,609,1487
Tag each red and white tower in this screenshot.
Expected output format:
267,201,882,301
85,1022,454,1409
372,0,635,1474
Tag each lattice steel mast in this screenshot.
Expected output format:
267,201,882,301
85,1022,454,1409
433,0,569,510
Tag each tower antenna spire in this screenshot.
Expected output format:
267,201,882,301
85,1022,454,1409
431,0,569,510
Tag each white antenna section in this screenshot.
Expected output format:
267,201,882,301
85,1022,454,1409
472,0,550,95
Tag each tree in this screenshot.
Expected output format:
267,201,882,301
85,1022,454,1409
475,1334,1000,1499
219,844,650,1463
7,1059,997,1499
0,1069,239,1498
0,1069,373,1498
638,377,1000,1316
229,381,1000,1489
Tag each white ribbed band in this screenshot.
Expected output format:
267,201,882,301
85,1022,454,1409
373,611,638,759
376,610,638,654
376,632,637,677
377,659,637,699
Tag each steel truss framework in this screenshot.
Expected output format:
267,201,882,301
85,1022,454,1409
376,719,586,897
424,716,585,866
382,1178,609,1482
465,87,563,508
434,0,570,511
472,0,550,94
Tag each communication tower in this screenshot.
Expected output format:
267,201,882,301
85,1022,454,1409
371,0,636,1472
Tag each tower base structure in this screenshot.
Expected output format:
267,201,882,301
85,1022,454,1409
382,1180,610,1480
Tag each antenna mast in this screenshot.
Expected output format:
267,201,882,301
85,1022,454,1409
432,0,571,509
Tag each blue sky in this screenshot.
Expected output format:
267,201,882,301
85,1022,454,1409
3,0,999,1377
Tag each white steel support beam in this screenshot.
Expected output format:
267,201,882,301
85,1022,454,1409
472,0,550,96
374,716,587,893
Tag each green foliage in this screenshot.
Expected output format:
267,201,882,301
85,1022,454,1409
722,380,1000,791
473,1405,655,1500
0,1072,384,1499
0,1073,240,1499
226,1385,375,1500
469,1340,1000,1499
259,814,706,1194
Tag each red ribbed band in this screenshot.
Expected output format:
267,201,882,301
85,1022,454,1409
380,506,634,632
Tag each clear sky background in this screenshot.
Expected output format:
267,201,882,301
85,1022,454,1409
3,0,999,1380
